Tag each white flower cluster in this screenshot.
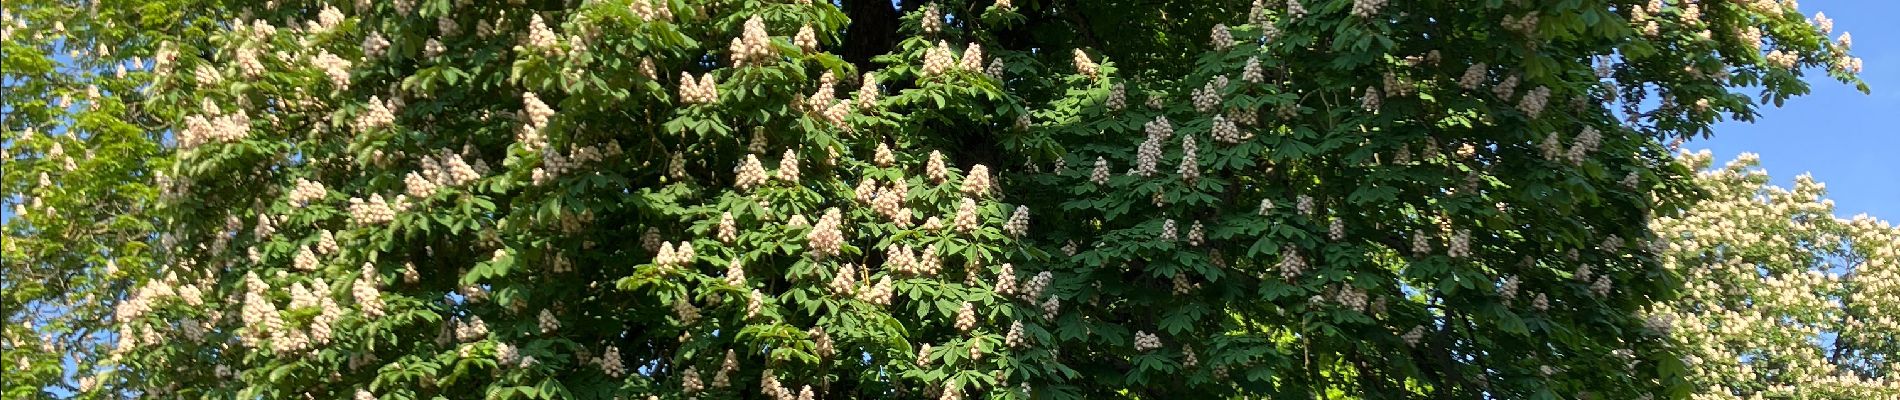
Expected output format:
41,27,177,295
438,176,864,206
729,16,775,67
1331,285,1369,312
859,275,896,306
725,258,748,287
1765,49,1801,69
1090,157,1111,185
1363,87,1386,112
1402,325,1426,347
913,244,945,276
235,46,264,78
1493,74,1520,100
922,41,955,77
1448,229,1471,258
733,154,772,190
1566,127,1602,165
1243,57,1265,84
714,350,738,388
1540,132,1566,162
1173,273,1195,295
630,0,674,22
347,194,401,225
194,63,222,88
655,241,696,269
294,245,320,271
599,346,625,377
289,178,327,205
1501,12,1538,35
1188,220,1207,246
1106,83,1127,110
718,212,738,243
517,92,555,151
1193,80,1223,114
525,14,560,53
960,43,985,71
953,197,981,234
313,50,352,90
679,72,719,104
533,144,611,186
955,302,978,332
760,370,796,400
317,229,339,254
1133,116,1172,177
1500,275,1521,303
1286,0,1307,19
179,102,250,150
682,366,706,393
1170,133,1200,181
924,150,952,183
857,73,880,110
452,315,489,343
921,4,943,34
1518,86,1550,117
1004,205,1030,236
1459,63,1488,90
362,31,391,60
353,263,385,318
807,208,844,259
1277,245,1305,279
1160,219,1179,242
424,38,447,59
404,172,438,198
789,24,818,53
1133,331,1162,351
777,149,801,183
539,309,560,333
962,164,992,196
811,326,834,358
296,280,344,352
1211,24,1234,51
1022,270,1054,302
1350,0,1386,18
748,288,763,316
1006,320,1027,348
1072,49,1098,78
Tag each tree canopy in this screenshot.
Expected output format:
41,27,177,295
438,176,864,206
0,0,1881,399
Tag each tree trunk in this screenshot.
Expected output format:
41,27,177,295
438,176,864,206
839,0,902,68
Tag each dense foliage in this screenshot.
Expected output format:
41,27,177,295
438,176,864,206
0,0,1874,399
1654,152,1899,398
1,0,180,397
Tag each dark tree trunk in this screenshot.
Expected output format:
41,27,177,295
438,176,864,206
839,0,902,68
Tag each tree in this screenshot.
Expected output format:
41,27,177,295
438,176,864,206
0,0,1868,399
1,0,179,396
1649,151,1899,398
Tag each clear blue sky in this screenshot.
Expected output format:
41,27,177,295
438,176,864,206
1697,1,1899,221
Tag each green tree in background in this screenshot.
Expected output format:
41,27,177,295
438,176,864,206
1651,151,1899,398
0,0,1870,399
1,0,183,396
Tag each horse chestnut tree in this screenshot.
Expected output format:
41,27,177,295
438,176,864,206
0,0,1875,399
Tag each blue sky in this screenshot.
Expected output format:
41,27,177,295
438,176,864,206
1697,1,1898,221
